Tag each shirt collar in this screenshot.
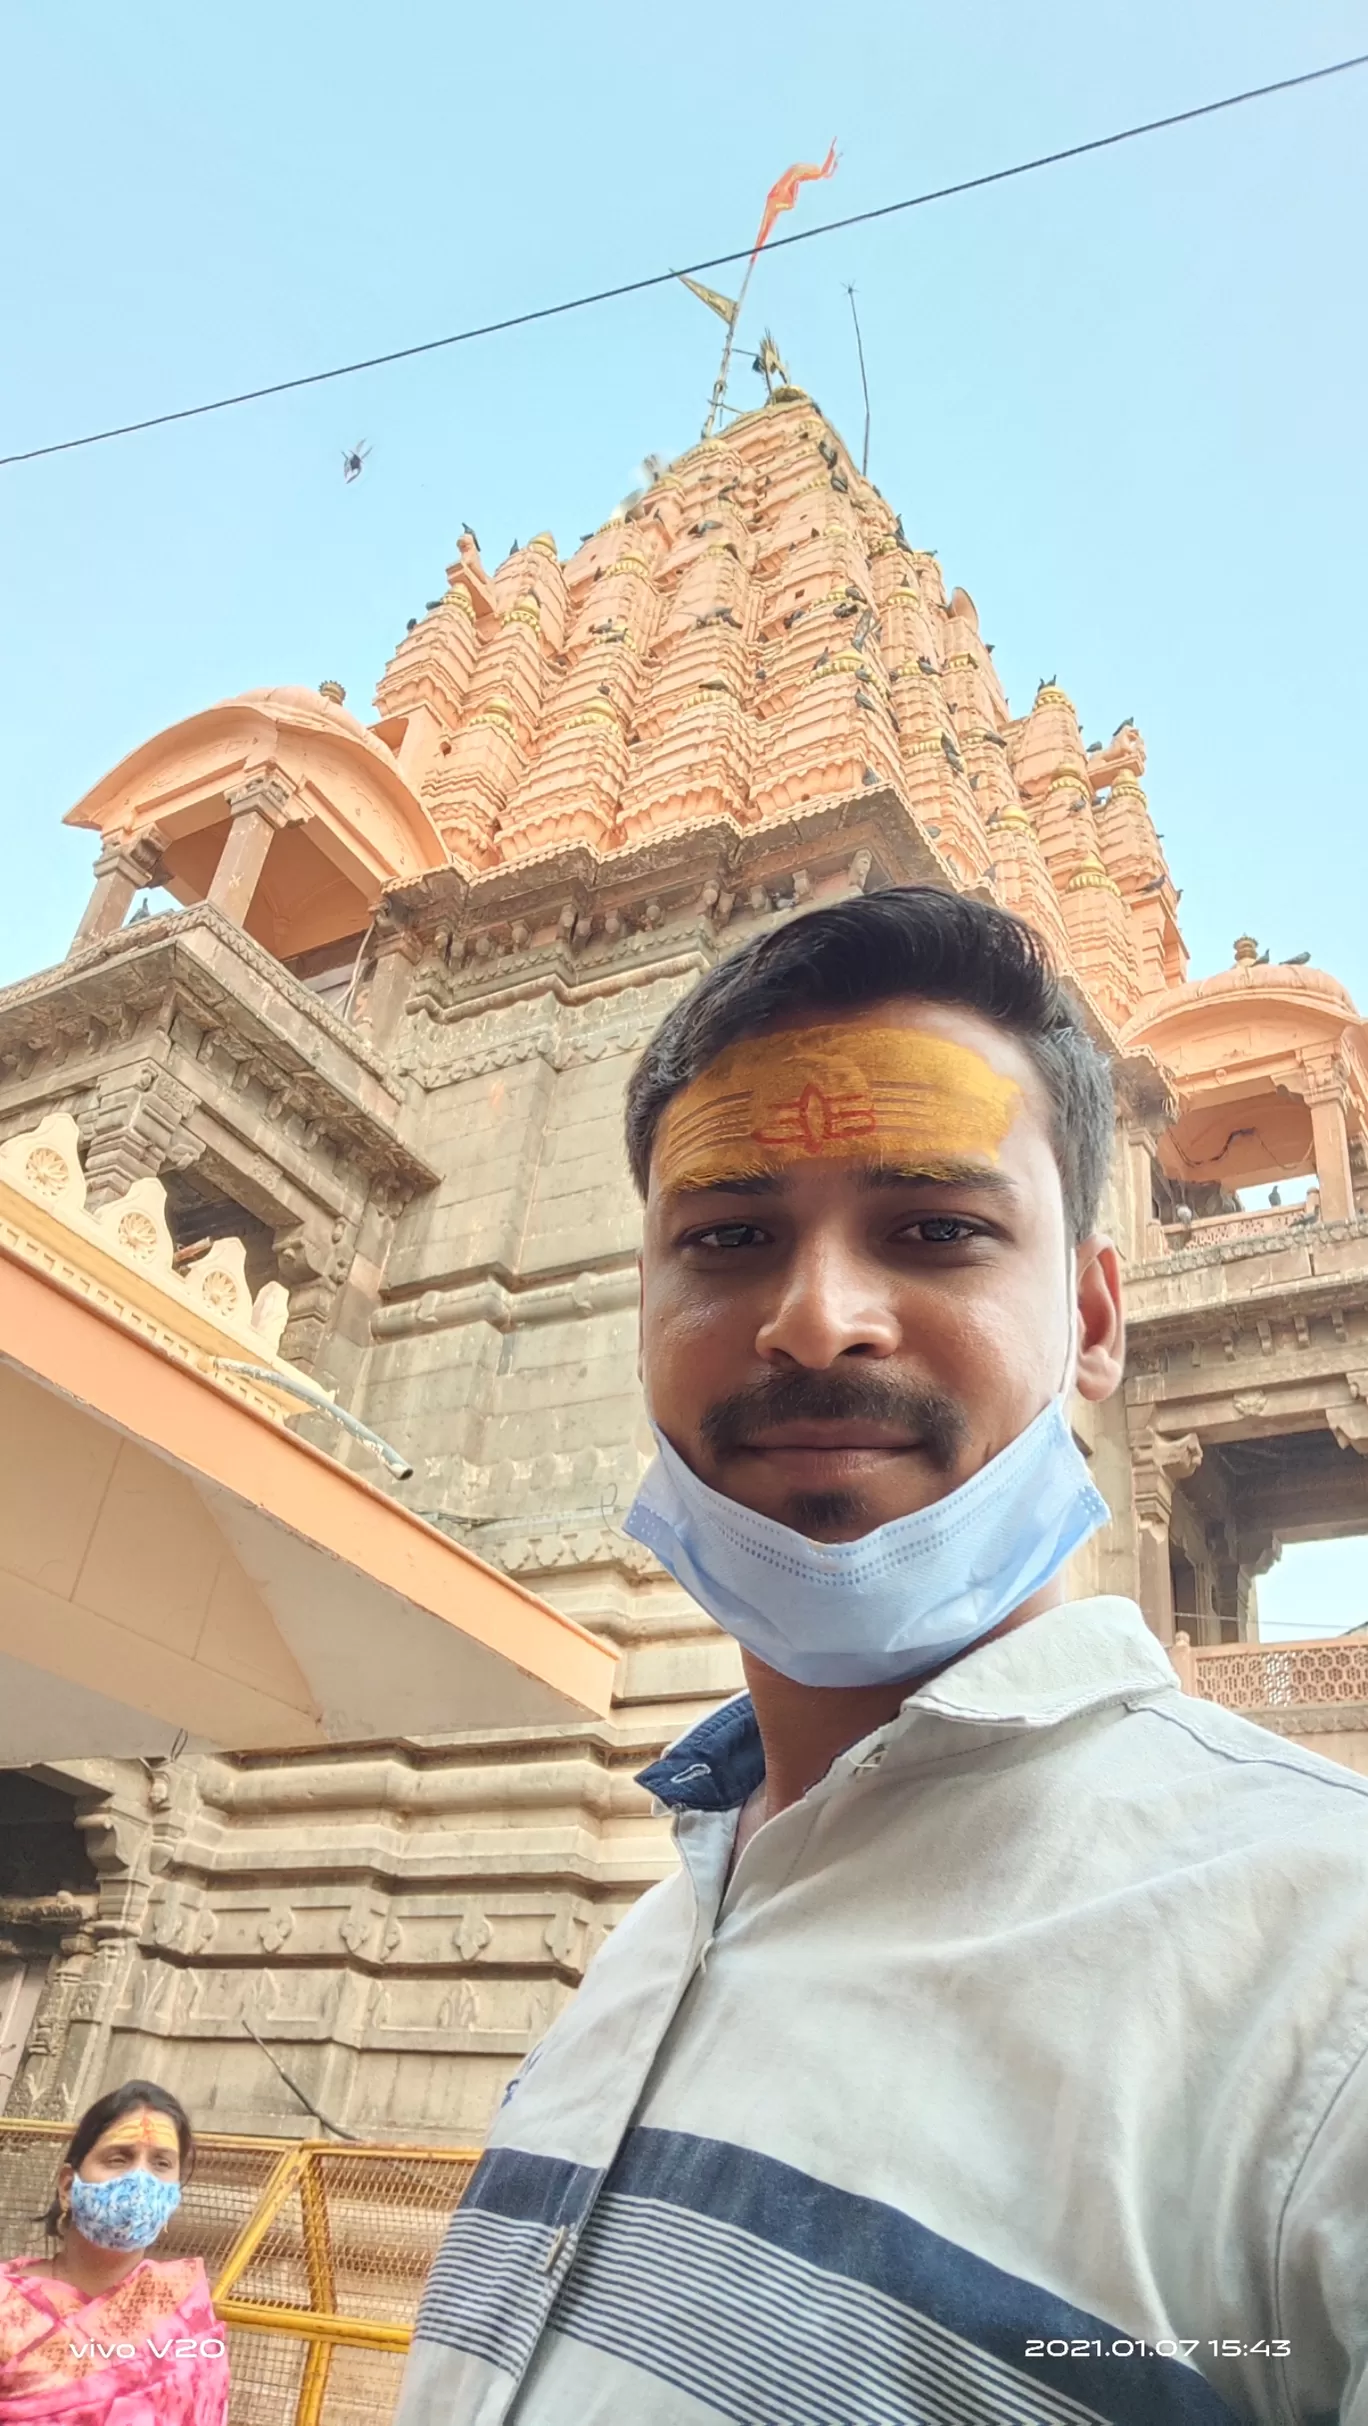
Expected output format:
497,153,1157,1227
636,1599,1175,1812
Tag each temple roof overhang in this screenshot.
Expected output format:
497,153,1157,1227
0,1117,615,1760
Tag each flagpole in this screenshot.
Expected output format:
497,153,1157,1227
703,251,759,439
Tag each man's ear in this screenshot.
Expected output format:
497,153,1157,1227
1074,1235,1125,1404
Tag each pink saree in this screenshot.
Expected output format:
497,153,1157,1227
0,2258,228,2424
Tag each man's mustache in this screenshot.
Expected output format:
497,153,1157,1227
700,1369,967,1471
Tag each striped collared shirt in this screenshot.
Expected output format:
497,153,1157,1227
398,1599,1368,2426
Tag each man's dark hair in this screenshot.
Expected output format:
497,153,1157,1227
41,2078,195,2236
624,887,1115,1238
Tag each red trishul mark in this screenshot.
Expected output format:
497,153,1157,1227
753,1083,878,1154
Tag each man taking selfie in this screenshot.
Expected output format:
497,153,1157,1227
398,889,1367,2426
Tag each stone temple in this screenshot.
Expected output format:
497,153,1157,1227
3,386,1368,2138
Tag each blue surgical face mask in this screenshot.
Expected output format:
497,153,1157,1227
68,2169,182,2252
624,1391,1109,1690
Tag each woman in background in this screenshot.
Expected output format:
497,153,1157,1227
0,2080,229,2423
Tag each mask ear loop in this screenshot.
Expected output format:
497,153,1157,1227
1057,1245,1080,1403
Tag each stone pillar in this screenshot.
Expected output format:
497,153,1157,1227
70,834,162,952
356,921,423,1055
1112,1064,1176,1264
1128,1427,1203,1642
208,777,294,927
1121,1126,1165,1263
1307,1084,1355,1225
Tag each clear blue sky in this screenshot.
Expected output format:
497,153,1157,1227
3,0,1365,1630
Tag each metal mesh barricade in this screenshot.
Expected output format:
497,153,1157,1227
0,2125,480,2426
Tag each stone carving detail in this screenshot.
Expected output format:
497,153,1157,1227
451,1908,492,1965
116,1206,161,1260
259,1906,295,1955
0,1110,313,1397
1130,1429,1203,1531
543,1907,579,1968
146,1886,199,1952
24,1144,73,1197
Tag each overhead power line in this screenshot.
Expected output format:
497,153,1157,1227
3,51,1364,473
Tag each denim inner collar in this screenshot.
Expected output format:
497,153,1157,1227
636,1695,766,1812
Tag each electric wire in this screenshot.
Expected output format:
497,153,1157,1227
2,50,1364,471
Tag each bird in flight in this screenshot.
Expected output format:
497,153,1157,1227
342,441,371,483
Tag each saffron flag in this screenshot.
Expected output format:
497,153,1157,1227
752,141,838,258
676,273,740,328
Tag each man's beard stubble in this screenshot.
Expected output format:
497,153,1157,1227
698,1367,970,1539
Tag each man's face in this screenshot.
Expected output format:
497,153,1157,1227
639,998,1123,1541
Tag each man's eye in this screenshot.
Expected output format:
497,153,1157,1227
686,1222,769,1250
903,1217,981,1245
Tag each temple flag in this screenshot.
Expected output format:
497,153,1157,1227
752,142,838,258
676,273,740,328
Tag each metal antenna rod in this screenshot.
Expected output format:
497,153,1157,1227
846,284,872,476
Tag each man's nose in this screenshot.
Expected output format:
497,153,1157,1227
753,1235,901,1367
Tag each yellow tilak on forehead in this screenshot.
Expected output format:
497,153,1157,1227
91,2106,180,2158
656,1024,1022,1193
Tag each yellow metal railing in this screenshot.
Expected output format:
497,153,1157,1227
0,2122,479,2425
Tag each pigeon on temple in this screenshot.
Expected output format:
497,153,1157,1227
1285,950,1313,965
462,523,480,548
1270,1187,1283,1207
